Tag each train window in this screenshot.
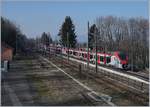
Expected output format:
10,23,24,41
82,53,84,57
100,56,104,62
119,52,126,60
79,53,81,56
66,51,69,54
106,57,111,63
75,52,77,55
90,55,93,59
69,51,72,54
73,52,76,55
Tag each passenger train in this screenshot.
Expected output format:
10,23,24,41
47,45,128,69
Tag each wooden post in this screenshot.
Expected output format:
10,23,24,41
141,82,143,90
79,64,82,77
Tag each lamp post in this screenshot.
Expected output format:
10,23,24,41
88,27,98,73
67,32,69,63
87,21,90,71
95,28,98,73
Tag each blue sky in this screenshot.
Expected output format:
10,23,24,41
1,0,148,43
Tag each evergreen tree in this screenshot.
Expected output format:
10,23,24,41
58,16,77,48
47,32,53,43
41,32,50,46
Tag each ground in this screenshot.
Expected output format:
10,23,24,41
1,54,108,106
1,53,149,106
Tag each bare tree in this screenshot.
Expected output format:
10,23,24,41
95,16,149,69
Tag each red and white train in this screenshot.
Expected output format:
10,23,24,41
50,45,128,69
42,44,128,69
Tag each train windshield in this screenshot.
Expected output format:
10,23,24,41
118,52,127,60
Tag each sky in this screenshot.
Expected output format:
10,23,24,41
1,0,149,43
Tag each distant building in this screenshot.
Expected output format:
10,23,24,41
1,42,13,61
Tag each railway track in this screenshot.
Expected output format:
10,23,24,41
125,71,149,81
39,53,149,105
102,66,149,81
42,53,149,85
55,53,149,82
49,54,149,92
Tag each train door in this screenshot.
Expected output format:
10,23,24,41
87,52,91,61
84,52,87,61
81,52,84,60
73,50,76,57
92,54,95,64
78,51,81,59
89,53,93,62
104,54,106,64
94,54,99,64
97,54,100,64
99,55,104,64
106,55,111,65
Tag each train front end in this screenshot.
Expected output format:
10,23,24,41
116,51,128,69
